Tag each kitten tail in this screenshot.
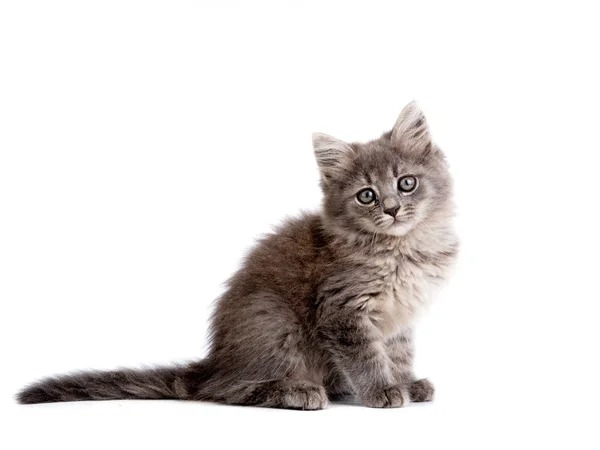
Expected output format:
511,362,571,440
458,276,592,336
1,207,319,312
16,360,211,404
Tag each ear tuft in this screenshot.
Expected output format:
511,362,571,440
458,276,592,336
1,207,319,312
312,133,353,182
391,101,433,156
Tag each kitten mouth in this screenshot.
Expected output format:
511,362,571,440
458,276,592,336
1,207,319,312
376,215,412,230
390,215,412,226
383,219,402,228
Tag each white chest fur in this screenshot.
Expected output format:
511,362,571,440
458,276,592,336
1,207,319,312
367,249,454,339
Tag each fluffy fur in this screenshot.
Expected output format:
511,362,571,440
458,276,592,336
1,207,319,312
18,102,458,410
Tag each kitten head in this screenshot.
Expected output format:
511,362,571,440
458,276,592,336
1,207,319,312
313,102,452,237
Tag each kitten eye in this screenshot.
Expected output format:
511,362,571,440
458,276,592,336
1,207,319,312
398,176,418,193
356,188,376,204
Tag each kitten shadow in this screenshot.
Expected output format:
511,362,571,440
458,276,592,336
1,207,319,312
328,394,363,407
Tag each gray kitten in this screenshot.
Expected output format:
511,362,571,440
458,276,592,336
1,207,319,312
18,102,458,410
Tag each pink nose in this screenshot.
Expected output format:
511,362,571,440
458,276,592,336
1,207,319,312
384,206,400,217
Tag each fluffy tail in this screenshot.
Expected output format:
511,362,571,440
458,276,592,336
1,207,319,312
17,361,210,404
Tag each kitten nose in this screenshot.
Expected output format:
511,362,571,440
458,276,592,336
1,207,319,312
384,205,400,217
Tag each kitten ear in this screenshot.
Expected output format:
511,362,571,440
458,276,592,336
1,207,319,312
391,101,433,156
312,133,354,183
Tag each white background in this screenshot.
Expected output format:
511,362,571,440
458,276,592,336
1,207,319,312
1,1,599,449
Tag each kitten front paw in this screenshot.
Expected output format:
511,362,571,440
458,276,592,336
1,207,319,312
409,378,435,402
362,385,410,408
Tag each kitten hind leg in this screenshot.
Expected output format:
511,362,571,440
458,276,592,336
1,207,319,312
224,379,328,410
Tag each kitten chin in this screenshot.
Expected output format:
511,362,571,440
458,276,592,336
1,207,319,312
17,101,458,410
